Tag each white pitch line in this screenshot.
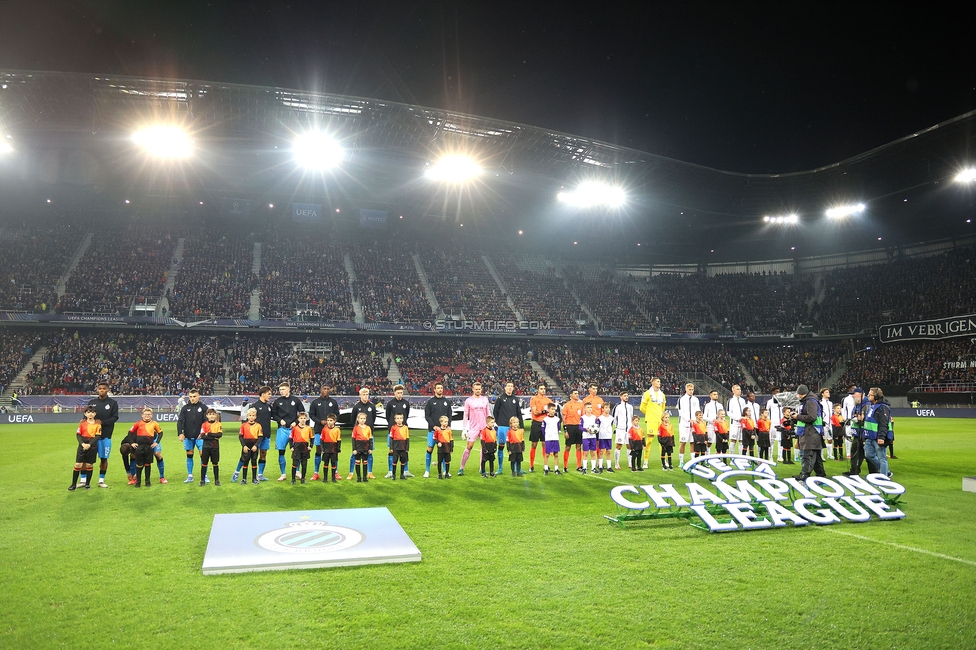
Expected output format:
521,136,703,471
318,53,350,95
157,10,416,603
822,527,976,567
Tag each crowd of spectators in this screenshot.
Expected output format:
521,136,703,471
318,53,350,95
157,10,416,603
394,338,538,396
58,225,176,314
738,343,846,393
815,247,976,333
168,232,255,319
562,266,652,331
349,240,432,323
0,223,77,313
838,339,976,388
258,231,354,321
0,329,43,391
419,245,515,320
491,254,584,327
21,330,226,395
628,273,711,331
533,342,673,395
229,335,391,396
703,271,811,333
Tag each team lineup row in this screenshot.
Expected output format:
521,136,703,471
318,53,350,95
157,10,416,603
66,376,892,489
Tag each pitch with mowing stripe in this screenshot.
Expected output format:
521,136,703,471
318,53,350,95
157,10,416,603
0,419,973,648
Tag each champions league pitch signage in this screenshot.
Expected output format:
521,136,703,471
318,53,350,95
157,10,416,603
606,455,906,533
202,507,421,574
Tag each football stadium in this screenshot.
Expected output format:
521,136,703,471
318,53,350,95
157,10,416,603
1,5,975,649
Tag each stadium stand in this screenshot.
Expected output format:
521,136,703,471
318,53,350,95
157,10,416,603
837,338,976,389
563,265,651,330
703,271,812,333
258,230,354,321
167,232,255,319
532,341,672,395
394,338,538,396
0,329,43,392
627,273,711,331
21,330,227,395
814,247,976,333
491,254,584,327
349,240,432,323
0,223,77,313
57,224,176,314
418,244,514,320
737,343,846,393
228,335,391,396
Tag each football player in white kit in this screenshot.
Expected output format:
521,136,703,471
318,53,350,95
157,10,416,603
820,388,833,461
726,385,747,455
612,392,634,470
765,388,784,461
676,383,701,466
702,390,721,453
841,385,858,459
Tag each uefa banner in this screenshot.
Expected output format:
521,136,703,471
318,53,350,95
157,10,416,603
879,313,976,343
292,202,323,223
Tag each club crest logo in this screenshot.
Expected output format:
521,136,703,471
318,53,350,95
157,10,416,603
256,520,364,554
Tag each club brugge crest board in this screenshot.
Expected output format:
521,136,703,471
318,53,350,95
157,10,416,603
202,507,421,574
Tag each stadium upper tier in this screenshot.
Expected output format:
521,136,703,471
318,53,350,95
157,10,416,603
1,219,972,338
1,70,975,261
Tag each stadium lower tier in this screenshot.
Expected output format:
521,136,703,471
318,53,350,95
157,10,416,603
3,328,973,398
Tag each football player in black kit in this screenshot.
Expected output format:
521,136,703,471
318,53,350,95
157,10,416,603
177,388,209,484
87,381,119,488
384,385,414,478
309,383,340,481
233,385,274,482
348,387,378,479
423,382,454,478
272,382,305,481
492,381,524,475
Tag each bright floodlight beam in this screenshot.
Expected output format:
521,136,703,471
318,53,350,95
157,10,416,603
1,136,13,154
293,131,343,170
557,181,626,208
826,203,866,219
132,126,192,158
763,214,799,225
955,168,976,183
424,155,482,183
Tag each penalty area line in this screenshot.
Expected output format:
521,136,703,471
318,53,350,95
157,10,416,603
821,527,976,567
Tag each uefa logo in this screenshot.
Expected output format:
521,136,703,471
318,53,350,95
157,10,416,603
256,520,365,555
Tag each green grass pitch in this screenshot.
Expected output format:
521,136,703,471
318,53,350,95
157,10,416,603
1,419,974,649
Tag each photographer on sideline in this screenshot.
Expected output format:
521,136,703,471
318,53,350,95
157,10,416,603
793,385,825,480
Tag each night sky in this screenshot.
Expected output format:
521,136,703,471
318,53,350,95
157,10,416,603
1,1,974,174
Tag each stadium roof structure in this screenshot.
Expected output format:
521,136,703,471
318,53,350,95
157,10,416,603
1,69,975,262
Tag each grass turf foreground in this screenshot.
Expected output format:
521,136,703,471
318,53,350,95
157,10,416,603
0,419,974,649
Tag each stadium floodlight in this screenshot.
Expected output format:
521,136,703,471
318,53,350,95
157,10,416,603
132,125,193,158
955,168,976,183
293,131,343,170
557,181,626,208
763,214,799,225
826,203,866,219
424,155,482,183
0,138,12,154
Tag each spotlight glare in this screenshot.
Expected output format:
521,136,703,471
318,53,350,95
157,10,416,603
269,203,274,209
0,139,12,154
293,131,343,170
955,168,976,183
826,203,866,219
764,214,798,225
132,125,192,158
557,181,626,208
424,155,482,183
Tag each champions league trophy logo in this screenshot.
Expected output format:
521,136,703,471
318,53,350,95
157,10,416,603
256,520,365,554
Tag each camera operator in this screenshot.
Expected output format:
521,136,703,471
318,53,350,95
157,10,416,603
842,387,875,477
863,387,892,478
793,385,826,480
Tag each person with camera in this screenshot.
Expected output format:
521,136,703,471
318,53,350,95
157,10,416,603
793,385,826,480
863,387,892,478
842,387,873,477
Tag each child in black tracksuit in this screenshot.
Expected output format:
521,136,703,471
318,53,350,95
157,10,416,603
506,417,525,476
778,408,795,464
199,408,223,486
